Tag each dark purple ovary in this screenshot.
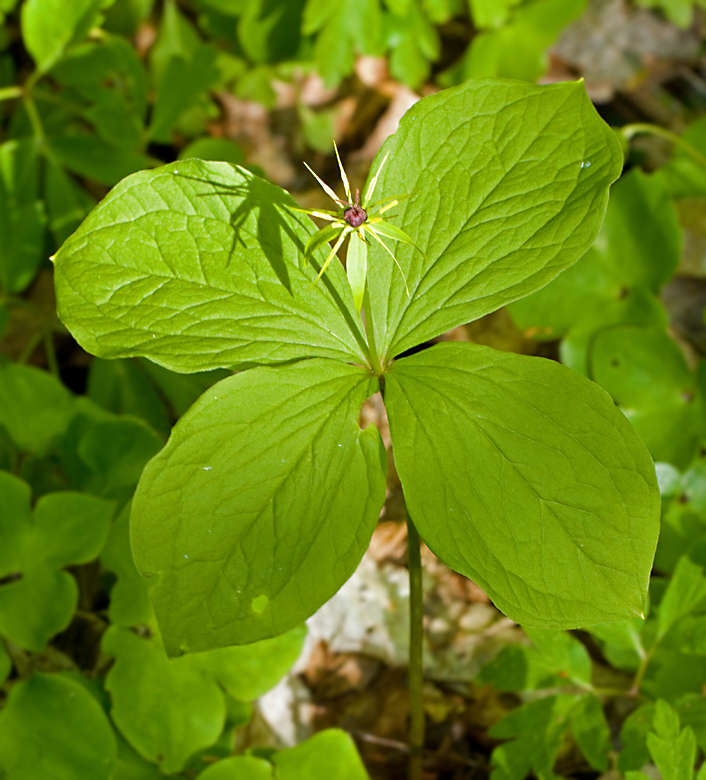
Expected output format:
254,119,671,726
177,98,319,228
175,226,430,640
344,205,367,227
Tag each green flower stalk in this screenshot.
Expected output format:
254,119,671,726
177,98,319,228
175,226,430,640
294,142,420,312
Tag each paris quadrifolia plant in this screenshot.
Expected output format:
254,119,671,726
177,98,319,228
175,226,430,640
52,78,660,776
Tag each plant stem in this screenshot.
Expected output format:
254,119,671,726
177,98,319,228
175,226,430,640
620,122,706,170
407,516,424,780
362,281,383,375
0,86,22,102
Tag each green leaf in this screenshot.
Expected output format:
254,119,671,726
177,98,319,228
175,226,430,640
303,0,383,87
148,44,221,143
237,0,306,64
456,0,587,83
0,673,117,779
0,640,10,684
21,0,105,73
0,138,46,293
385,342,660,629
489,694,576,780
198,756,273,779
385,0,439,89
188,624,306,701
523,628,592,687
657,556,706,640
619,703,656,773
48,134,158,186
53,159,367,373
272,729,371,780
131,359,386,654
0,472,114,650
662,614,706,655
50,34,149,149
469,0,522,28
635,0,698,27
0,363,75,455
45,156,97,245
647,700,697,780
570,694,611,772
509,169,680,355
364,79,623,362
590,326,703,469
101,503,155,627
103,626,226,774
88,357,173,437
178,137,245,165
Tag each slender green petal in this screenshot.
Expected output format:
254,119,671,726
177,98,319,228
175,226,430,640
333,141,352,203
363,151,390,205
304,161,343,205
305,223,347,258
365,224,410,297
315,228,351,283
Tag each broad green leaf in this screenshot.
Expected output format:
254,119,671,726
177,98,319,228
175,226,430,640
199,756,273,779
272,729,371,780
364,79,623,362
0,472,114,650
619,703,656,773
662,614,706,655
53,159,367,373
385,342,660,629
657,557,706,640
0,673,117,779
0,138,46,293
570,694,611,772
103,0,154,35
590,326,704,469
469,0,522,29
21,0,105,73
0,640,9,684
103,626,226,774
48,134,158,186
137,359,230,417
131,359,386,653
149,0,201,84
657,117,706,198
586,616,645,670
647,700,697,780
510,169,680,355
489,694,576,780
0,363,75,454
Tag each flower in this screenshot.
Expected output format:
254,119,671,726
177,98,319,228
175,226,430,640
294,142,419,301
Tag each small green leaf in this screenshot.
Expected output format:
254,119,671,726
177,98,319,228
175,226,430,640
489,694,576,780
523,628,592,687
131,359,386,653
148,44,220,143
45,156,96,245
385,342,660,629
178,137,244,165
0,363,75,454
48,134,158,186
237,0,306,64
0,138,46,293
0,673,117,779
647,700,697,780
0,472,114,650
101,503,155,627
570,694,611,772
199,756,273,779
272,729,371,780
657,556,706,640
364,79,623,362
21,0,105,73
590,326,703,469
187,624,306,701
510,168,680,361
103,626,226,774
0,640,10,684
53,159,367,373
